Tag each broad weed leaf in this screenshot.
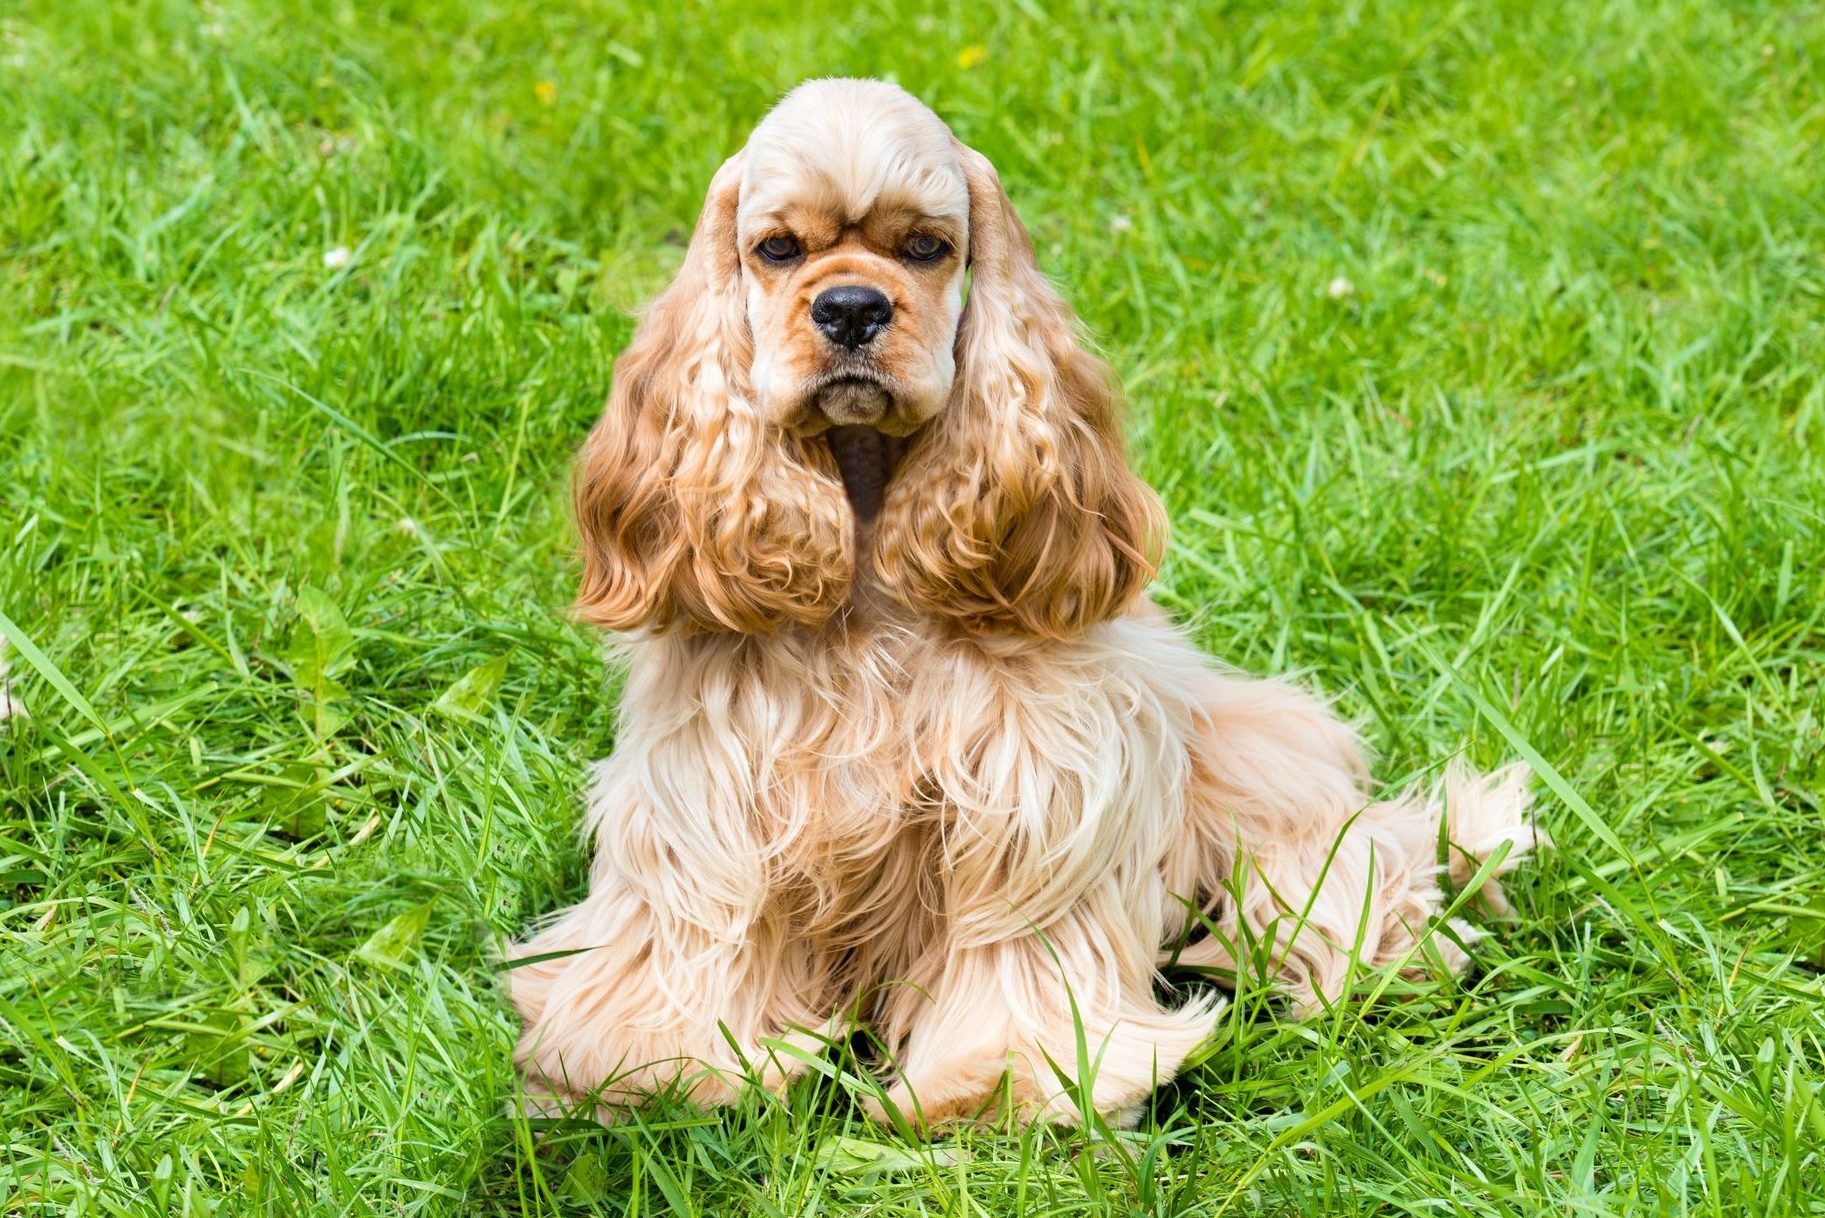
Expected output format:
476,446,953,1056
431,654,510,722
355,904,434,969
286,586,356,739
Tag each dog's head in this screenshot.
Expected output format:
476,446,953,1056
575,79,1164,637
738,81,967,441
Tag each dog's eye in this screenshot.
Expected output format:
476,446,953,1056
757,235,801,262
904,234,949,262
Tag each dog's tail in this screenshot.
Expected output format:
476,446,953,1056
1436,760,1550,918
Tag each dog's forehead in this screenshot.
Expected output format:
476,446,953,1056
737,79,968,228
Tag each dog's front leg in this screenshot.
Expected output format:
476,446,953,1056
509,758,825,1120
870,905,1222,1131
869,641,1222,1130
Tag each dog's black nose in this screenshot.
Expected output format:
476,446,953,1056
810,285,893,350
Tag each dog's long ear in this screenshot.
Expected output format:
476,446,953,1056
873,143,1166,639
574,153,853,634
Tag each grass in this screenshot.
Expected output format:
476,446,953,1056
2,0,1823,1212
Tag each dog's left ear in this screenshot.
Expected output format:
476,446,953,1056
873,143,1166,639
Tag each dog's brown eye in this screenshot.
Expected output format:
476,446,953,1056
757,235,801,262
904,234,948,262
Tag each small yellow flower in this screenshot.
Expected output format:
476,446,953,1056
534,80,558,106
957,45,987,71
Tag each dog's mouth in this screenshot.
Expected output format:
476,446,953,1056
823,425,907,522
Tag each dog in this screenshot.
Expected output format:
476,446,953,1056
510,77,1544,1130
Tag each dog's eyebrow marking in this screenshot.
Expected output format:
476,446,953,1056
856,207,959,246
745,206,842,250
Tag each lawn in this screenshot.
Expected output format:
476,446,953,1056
3,0,1823,1213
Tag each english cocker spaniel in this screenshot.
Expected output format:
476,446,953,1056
511,78,1545,1129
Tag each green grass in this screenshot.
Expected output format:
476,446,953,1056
3,0,1823,1213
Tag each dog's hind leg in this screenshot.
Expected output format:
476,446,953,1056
1162,670,1545,1013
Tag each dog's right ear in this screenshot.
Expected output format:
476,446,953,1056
574,152,853,633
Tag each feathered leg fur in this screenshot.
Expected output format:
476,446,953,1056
1162,667,1546,1012
867,625,1223,1127
511,617,1545,1125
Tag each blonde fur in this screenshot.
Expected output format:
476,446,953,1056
513,78,1546,1130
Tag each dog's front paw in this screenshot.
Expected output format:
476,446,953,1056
864,1014,1209,1133
863,1056,1023,1132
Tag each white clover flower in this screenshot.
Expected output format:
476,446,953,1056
1326,275,1356,299
323,245,352,270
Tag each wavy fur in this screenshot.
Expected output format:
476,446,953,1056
513,78,1547,1130
573,154,854,633
871,145,1167,638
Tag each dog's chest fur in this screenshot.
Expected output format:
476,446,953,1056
602,610,1202,965
607,614,940,947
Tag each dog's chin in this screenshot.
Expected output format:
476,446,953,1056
815,377,895,428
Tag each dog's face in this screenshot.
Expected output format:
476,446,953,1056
573,79,1165,638
736,91,969,439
